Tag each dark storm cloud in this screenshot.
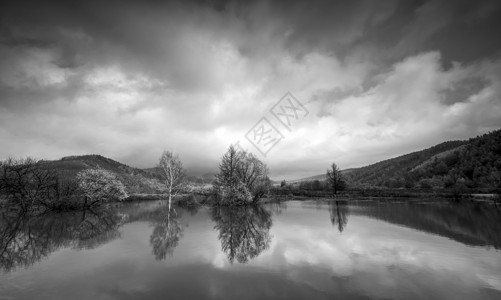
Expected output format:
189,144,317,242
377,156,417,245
1,0,501,178
440,76,489,105
2,0,499,89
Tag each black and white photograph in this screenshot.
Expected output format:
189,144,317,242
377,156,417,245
1,0,501,299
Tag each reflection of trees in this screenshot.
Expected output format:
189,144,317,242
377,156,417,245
71,209,122,249
0,208,121,273
149,207,184,260
266,201,287,215
329,201,349,233
211,205,272,264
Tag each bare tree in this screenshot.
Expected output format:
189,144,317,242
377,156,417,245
326,162,346,195
0,157,59,211
235,151,270,203
158,151,185,210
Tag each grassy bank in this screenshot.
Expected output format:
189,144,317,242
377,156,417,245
121,189,501,208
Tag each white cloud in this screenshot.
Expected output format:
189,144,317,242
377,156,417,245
1,1,501,178
263,51,501,178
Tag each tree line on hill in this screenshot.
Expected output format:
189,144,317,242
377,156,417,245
346,130,501,192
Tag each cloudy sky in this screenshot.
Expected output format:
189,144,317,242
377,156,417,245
1,0,501,179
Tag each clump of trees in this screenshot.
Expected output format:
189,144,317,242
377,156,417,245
77,169,128,207
0,157,78,211
297,179,325,191
214,145,271,205
326,162,347,195
0,157,128,212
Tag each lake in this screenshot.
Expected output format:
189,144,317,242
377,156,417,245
1,200,501,300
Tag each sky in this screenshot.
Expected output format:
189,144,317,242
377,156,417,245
1,0,501,179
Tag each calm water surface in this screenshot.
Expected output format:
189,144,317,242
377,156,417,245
1,200,501,300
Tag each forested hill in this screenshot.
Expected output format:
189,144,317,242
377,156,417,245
346,130,501,189
48,155,164,193
344,140,466,187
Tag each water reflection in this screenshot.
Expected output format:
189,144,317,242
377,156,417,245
149,207,185,260
329,201,349,232
0,208,121,273
353,201,501,249
211,205,273,263
1,200,500,300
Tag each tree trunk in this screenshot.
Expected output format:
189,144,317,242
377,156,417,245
168,185,172,213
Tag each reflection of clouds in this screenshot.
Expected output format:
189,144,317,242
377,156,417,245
255,208,501,297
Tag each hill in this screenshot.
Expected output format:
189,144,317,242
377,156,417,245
289,130,501,190
345,140,466,188
49,155,164,194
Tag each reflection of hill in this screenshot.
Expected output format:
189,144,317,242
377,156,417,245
353,202,501,249
0,209,121,273
211,206,273,264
